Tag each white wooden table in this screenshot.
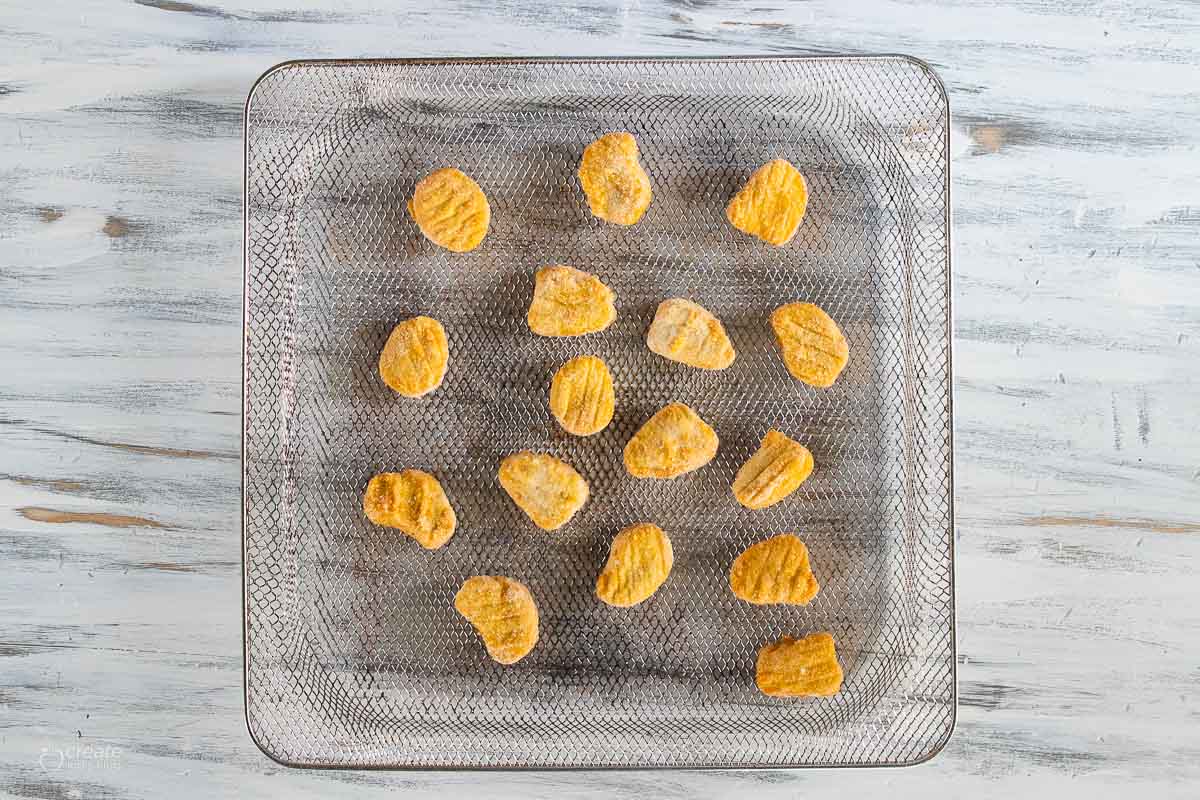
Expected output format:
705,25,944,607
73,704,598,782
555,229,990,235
2,2,1198,797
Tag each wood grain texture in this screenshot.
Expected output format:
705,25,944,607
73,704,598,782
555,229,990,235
1,0,1198,796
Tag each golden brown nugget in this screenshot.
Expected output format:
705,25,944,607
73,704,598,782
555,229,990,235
407,167,490,252
378,316,449,398
596,523,674,607
549,355,615,436
770,302,849,388
454,576,539,664
726,159,809,246
527,265,617,337
645,298,736,370
498,451,589,531
362,470,457,549
731,430,814,510
623,403,719,479
729,533,819,605
578,131,653,225
755,632,843,697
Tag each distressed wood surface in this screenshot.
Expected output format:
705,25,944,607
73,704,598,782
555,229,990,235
2,0,1198,797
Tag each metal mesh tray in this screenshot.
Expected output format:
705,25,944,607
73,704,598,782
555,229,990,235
242,56,954,769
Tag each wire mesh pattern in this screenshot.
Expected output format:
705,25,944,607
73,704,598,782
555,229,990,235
243,57,954,769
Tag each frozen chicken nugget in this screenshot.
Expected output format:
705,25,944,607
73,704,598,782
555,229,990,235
362,470,457,549
596,523,674,607
378,316,449,398
454,576,539,664
732,430,814,510
729,533,819,605
498,451,589,531
527,265,617,337
770,302,849,388
578,131,653,225
623,403,718,479
726,159,809,246
549,355,615,436
646,298,736,370
407,167,490,252
755,632,843,697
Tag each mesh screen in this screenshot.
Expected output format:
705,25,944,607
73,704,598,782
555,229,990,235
243,57,954,768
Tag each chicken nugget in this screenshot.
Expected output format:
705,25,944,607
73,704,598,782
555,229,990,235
498,451,589,531
755,632,843,697
623,403,718,479
646,298,736,370
454,576,539,664
596,523,674,607
378,316,449,398
731,430,814,510
729,533,819,605
527,265,617,337
726,159,809,246
549,355,615,436
578,131,653,225
770,302,849,388
362,469,457,549
407,167,490,252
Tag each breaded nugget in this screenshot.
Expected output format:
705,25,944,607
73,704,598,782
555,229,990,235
454,575,539,664
646,298,736,370
770,302,849,388
407,167,490,252
726,159,809,246
378,316,449,398
731,430,814,510
498,451,589,531
578,131,653,225
729,533,819,605
527,265,617,337
362,469,457,549
623,403,718,479
595,523,674,607
755,632,843,697
549,355,615,436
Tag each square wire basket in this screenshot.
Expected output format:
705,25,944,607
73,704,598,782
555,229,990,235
242,56,954,769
